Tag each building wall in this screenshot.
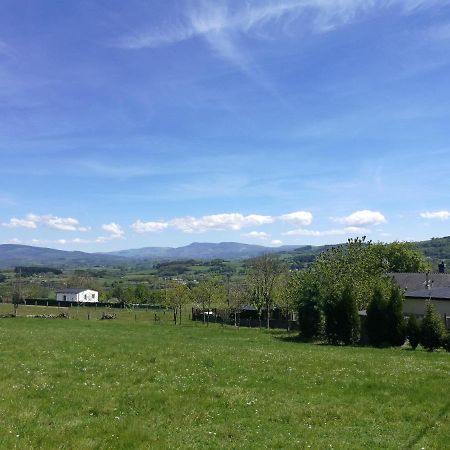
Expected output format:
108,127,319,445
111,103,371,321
403,298,450,318
56,290,98,303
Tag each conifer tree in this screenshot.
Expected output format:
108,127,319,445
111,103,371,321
421,303,446,351
366,285,388,347
386,285,406,346
324,285,359,345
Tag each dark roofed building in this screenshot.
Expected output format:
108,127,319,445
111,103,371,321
390,273,450,329
405,287,450,300
389,272,450,292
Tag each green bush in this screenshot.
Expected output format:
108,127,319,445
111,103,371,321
406,314,421,350
298,295,323,341
421,303,446,351
442,331,450,353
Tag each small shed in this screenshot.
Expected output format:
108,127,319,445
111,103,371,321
56,289,98,303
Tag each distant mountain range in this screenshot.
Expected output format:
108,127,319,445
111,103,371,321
0,242,300,268
0,244,126,268
1,236,450,269
105,242,300,260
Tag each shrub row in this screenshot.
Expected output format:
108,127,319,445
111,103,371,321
298,284,449,352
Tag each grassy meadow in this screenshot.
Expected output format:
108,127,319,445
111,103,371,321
0,304,449,449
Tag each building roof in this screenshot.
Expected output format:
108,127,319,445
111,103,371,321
389,272,450,291
405,287,450,300
56,288,95,294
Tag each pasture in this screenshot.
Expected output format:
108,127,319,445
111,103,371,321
0,304,449,449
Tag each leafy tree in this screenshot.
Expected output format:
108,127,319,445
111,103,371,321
309,238,428,311
192,277,226,326
247,254,286,329
273,271,296,329
386,285,406,346
134,284,150,304
324,285,359,345
372,241,430,273
421,303,446,351
165,281,191,325
110,283,135,304
406,314,421,350
228,282,251,326
312,237,386,311
110,283,125,302
66,271,99,290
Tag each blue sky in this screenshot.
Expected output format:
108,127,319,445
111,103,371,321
1,0,450,251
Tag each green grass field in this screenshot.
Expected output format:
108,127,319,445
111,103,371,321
0,305,449,449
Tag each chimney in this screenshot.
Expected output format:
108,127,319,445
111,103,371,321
425,272,431,290
438,260,446,274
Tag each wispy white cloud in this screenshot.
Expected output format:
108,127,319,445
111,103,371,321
332,210,386,226
426,21,450,42
279,210,313,226
3,217,37,229
420,210,450,220
113,0,446,96
241,230,270,240
0,40,12,57
283,225,368,237
131,220,169,233
99,222,125,241
271,239,283,245
170,213,274,233
6,237,22,244
4,237,93,246
115,0,444,50
56,238,92,245
0,192,15,206
2,213,89,231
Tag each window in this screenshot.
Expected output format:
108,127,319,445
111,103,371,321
92,294,95,299
84,294,87,300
